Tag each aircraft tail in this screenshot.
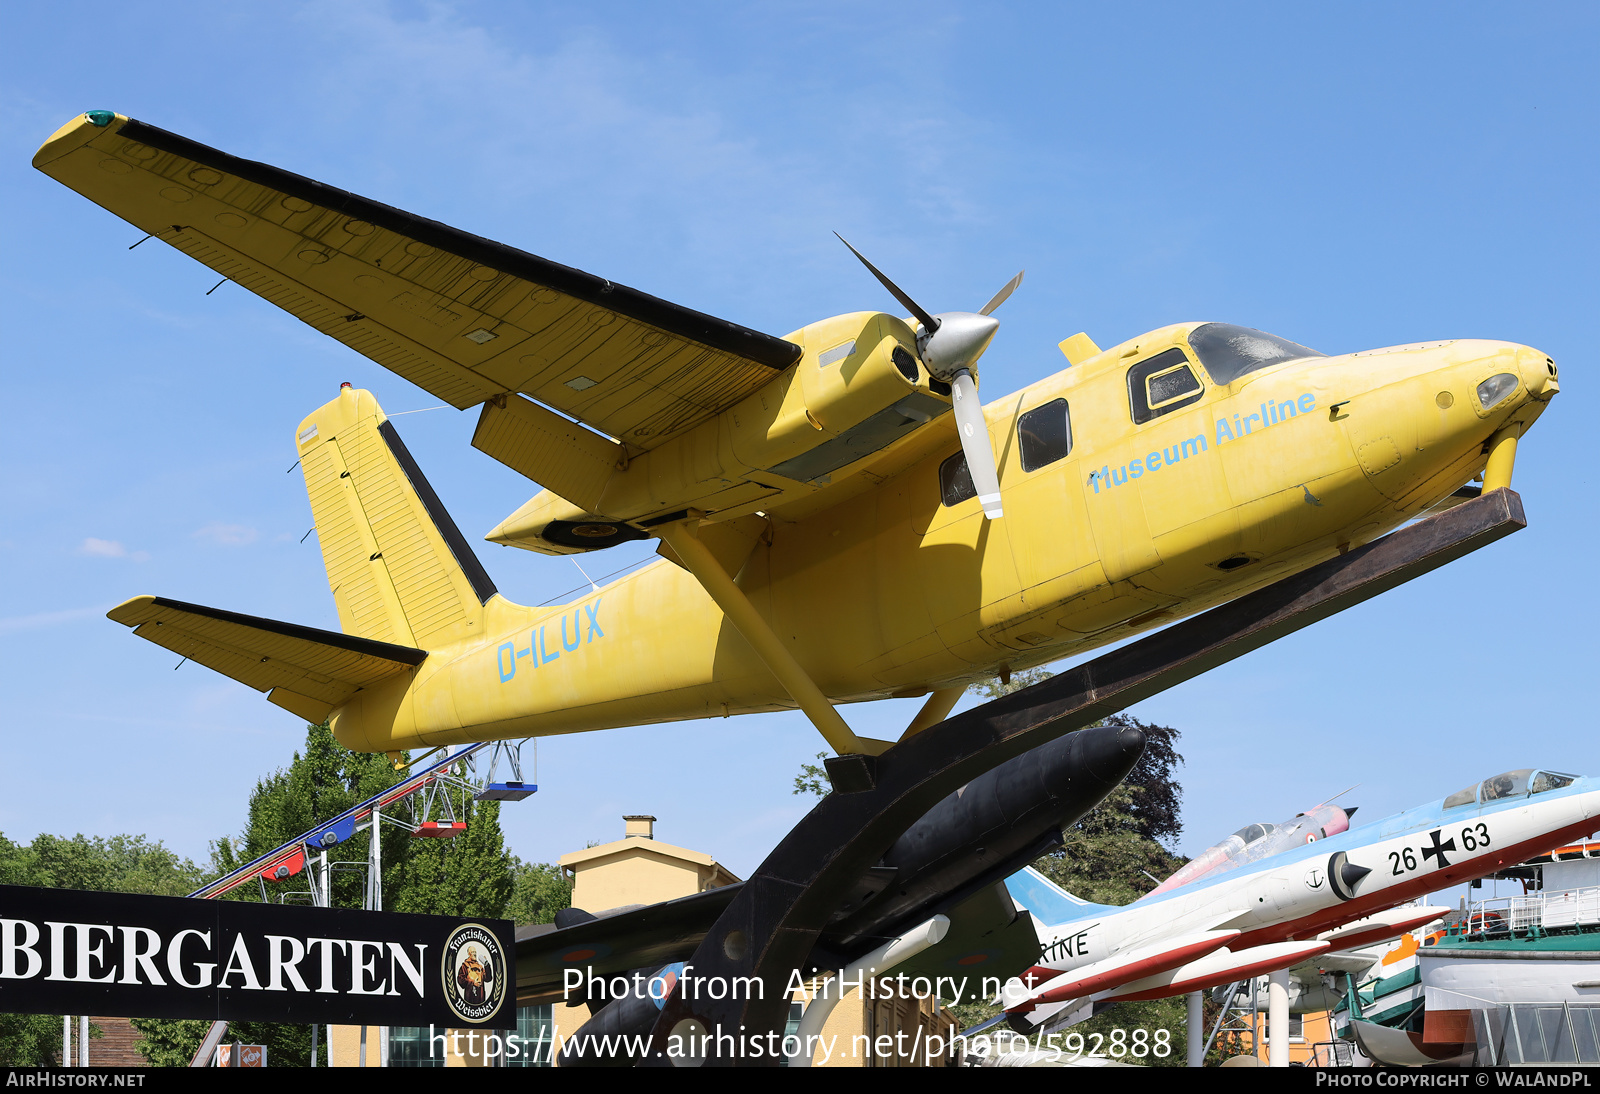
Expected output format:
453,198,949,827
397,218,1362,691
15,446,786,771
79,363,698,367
296,386,498,650
1006,866,1118,925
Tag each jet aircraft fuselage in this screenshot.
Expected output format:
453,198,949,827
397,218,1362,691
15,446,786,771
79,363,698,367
1006,768,1600,1014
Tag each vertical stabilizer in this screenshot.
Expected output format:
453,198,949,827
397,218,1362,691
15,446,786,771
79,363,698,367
296,386,497,650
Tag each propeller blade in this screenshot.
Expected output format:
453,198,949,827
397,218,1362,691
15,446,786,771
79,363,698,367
834,233,940,334
951,368,1002,520
978,270,1025,316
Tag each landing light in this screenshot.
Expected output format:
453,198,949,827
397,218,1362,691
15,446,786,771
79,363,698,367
1476,373,1519,412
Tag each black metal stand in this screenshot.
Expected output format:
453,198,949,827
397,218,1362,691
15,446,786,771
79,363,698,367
641,489,1526,1066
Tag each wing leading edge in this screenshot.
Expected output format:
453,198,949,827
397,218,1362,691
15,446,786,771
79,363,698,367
34,112,800,449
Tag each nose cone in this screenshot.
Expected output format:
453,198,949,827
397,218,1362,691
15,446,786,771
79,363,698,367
921,311,1000,380
1069,721,1147,790
1515,345,1560,402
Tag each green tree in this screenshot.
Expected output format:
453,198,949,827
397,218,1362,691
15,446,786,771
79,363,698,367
793,753,831,798
389,796,513,918
505,858,572,925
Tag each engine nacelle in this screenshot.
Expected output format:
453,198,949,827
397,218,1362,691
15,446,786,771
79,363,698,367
484,311,952,554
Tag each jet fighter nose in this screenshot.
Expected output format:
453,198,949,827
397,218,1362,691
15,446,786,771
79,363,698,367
1072,721,1147,787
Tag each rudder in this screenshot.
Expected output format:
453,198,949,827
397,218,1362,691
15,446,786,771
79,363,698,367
296,386,497,650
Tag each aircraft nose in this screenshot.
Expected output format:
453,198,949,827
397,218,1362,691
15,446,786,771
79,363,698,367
1516,346,1560,402
1070,720,1147,788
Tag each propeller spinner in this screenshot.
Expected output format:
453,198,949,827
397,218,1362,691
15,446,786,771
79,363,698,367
835,235,1021,520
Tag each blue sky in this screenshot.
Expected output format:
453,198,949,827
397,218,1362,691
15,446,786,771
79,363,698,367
2,2,1595,890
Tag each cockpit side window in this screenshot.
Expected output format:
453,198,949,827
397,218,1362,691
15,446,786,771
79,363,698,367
1188,323,1326,385
940,451,976,507
1532,772,1577,794
1019,399,1073,472
1443,785,1478,809
1128,348,1204,425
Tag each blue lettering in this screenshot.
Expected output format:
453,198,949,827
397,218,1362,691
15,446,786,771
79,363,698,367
1278,399,1296,420
1111,466,1128,485
1146,452,1161,473
1244,413,1261,434
1163,444,1181,465
561,612,581,652
1129,462,1143,479
1299,392,1316,414
1215,418,1234,444
585,601,605,641
539,626,560,664
497,643,516,683
1182,434,1207,459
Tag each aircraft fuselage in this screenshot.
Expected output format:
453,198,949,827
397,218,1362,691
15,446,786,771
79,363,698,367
331,323,1556,753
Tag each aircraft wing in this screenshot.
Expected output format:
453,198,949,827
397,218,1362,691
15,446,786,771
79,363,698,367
514,885,740,1005
107,595,425,724
34,112,800,449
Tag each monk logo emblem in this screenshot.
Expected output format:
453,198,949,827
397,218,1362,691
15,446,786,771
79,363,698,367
442,923,506,1024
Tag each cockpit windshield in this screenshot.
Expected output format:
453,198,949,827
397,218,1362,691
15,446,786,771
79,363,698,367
1188,323,1326,385
1232,822,1275,844
1444,769,1579,808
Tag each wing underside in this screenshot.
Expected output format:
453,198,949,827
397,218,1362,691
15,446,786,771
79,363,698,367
35,113,800,449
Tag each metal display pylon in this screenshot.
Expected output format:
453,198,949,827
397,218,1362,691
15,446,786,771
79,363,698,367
638,490,1526,1066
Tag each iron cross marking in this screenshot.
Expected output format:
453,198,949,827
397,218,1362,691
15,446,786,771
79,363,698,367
1421,828,1456,869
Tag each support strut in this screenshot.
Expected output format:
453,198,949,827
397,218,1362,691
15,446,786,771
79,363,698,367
656,519,889,757
641,489,1527,1066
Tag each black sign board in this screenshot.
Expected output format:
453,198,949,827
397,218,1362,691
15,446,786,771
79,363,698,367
0,886,514,1030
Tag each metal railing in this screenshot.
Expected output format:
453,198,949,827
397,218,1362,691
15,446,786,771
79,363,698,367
1458,885,1600,938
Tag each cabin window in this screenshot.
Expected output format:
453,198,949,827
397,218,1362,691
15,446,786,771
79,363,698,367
939,451,976,507
1188,322,1326,385
1443,785,1477,809
1018,399,1073,472
1128,348,1204,424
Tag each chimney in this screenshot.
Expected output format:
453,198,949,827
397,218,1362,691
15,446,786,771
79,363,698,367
623,815,656,840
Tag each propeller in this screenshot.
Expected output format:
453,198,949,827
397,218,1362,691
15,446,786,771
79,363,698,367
835,234,1021,520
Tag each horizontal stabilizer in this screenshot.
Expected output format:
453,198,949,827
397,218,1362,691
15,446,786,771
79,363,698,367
108,595,425,723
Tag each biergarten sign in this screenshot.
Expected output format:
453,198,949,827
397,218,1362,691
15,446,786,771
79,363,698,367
0,885,515,1029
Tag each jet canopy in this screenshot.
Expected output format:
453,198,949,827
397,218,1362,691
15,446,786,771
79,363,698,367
1443,769,1579,809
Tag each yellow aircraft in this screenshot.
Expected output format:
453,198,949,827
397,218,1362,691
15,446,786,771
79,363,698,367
35,111,1560,760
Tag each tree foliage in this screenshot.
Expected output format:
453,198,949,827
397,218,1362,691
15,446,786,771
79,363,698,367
505,858,572,925
793,753,831,798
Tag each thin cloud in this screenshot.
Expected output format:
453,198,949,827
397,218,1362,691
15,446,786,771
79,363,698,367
78,538,150,561
193,523,259,547
0,605,115,635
